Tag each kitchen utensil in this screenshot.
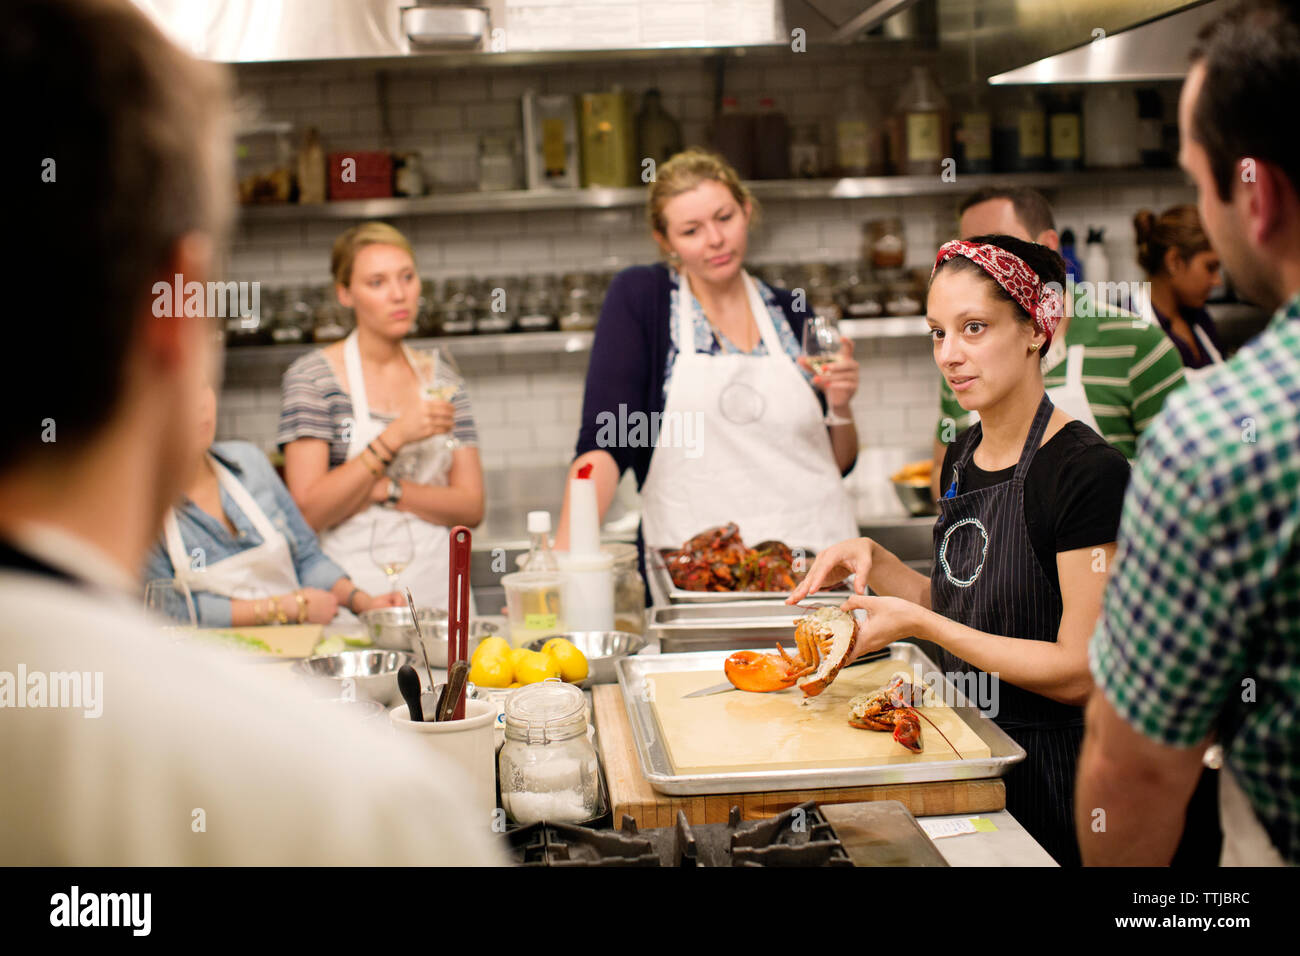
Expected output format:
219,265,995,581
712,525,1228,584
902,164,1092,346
820,801,950,867
397,663,424,721
448,525,473,720
404,587,437,696
681,646,893,698
438,660,470,722
522,630,647,686
615,645,1025,796
290,649,413,706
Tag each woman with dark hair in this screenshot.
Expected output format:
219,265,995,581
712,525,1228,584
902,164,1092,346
1134,204,1225,376
790,235,1130,866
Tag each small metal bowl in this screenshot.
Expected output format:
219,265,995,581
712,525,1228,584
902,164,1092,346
359,608,493,667
291,649,413,706
892,479,938,517
522,631,647,685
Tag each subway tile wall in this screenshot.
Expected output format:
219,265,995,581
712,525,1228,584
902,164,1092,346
217,51,1194,482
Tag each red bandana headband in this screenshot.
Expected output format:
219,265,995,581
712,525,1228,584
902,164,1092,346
931,240,1063,348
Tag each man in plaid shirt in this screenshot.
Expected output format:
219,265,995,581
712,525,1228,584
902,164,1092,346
1078,0,1300,866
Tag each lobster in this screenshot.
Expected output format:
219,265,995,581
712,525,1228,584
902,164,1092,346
847,675,962,757
724,605,856,697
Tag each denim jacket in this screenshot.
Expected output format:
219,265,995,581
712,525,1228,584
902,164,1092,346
142,441,347,626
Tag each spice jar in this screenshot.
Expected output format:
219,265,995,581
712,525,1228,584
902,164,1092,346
606,542,646,636
499,681,599,825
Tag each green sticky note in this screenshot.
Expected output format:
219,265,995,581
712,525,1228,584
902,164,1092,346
969,817,997,833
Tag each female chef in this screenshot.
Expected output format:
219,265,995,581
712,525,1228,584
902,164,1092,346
790,235,1131,866
279,222,484,612
144,386,405,626
555,148,860,557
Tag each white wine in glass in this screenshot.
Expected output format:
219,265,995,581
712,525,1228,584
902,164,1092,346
371,516,415,593
414,348,462,451
801,314,841,421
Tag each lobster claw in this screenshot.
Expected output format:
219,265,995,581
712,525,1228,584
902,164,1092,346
892,711,923,753
724,650,797,692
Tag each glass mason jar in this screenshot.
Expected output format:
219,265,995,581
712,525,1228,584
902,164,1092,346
498,681,599,826
605,542,646,636
517,274,557,332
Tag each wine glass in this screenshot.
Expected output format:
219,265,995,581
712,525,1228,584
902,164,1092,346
144,577,197,638
802,314,842,421
371,515,414,593
414,347,461,451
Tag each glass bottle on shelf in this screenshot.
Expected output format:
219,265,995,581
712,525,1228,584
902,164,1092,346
636,88,683,169
754,96,791,180
895,66,950,177
1048,89,1083,172
517,274,557,332
952,89,994,175
835,85,885,177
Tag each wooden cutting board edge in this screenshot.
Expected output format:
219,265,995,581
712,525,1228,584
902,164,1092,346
593,684,1006,829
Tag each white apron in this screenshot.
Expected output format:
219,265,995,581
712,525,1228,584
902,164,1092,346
1219,766,1287,866
640,270,859,553
164,454,301,601
1141,299,1224,384
317,332,468,613
967,340,1102,435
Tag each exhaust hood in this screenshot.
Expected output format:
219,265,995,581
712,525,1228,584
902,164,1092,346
989,0,1226,84
130,0,795,62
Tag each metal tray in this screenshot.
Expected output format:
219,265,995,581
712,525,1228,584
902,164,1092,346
648,547,851,604
614,644,1026,796
648,601,806,653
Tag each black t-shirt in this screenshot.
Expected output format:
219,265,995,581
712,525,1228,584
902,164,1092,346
939,422,1131,595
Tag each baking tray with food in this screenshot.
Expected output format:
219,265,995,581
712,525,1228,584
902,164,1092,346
648,522,852,604
616,606,1024,796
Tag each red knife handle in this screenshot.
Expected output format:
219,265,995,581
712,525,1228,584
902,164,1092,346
448,525,472,720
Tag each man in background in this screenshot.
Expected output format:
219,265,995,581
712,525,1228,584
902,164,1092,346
930,187,1187,500
1079,0,1300,866
0,0,502,865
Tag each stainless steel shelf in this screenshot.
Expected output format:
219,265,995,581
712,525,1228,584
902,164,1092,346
223,318,930,368
237,169,1187,223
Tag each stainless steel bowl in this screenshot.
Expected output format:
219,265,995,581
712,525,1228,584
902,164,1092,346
359,607,494,667
522,631,647,685
290,649,413,706
892,479,938,517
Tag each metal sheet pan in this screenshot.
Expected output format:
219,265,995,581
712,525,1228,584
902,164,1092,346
648,601,806,653
615,644,1026,796
647,547,851,604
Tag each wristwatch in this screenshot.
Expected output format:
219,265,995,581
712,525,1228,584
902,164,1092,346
384,477,403,507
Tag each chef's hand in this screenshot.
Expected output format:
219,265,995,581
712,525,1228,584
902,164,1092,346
838,594,922,660
358,591,407,611
786,537,875,603
798,336,859,411
279,588,338,624
392,399,454,445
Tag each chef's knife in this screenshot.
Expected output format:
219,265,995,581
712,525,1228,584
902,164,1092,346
682,647,893,698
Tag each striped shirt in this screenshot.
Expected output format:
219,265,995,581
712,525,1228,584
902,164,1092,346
1089,291,1300,863
935,291,1187,458
277,349,479,467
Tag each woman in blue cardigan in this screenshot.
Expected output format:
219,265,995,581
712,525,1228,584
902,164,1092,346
556,149,860,559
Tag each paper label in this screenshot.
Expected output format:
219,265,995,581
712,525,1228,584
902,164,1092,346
960,111,992,160
906,113,942,161
1050,114,1081,160
1018,111,1046,158
836,120,870,170
524,613,558,631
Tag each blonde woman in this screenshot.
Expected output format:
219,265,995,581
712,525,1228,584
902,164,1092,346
556,149,860,559
279,223,483,612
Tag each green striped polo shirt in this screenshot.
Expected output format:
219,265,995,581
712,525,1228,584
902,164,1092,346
935,290,1187,458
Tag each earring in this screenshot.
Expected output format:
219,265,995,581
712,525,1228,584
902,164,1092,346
1029,343,1040,352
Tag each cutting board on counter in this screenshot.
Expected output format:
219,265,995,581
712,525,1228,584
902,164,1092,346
190,625,324,660
647,658,990,774
593,685,1005,829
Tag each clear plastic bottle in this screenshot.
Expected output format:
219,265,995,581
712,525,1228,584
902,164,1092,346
523,511,559,572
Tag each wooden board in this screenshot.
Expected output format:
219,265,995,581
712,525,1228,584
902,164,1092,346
191,625,324,660
646,658,990,774
593,685,1005,828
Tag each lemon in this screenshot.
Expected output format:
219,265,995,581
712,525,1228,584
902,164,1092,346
507,647,531,674
472,636,511,664
469,654,513,689
514,650,561,684
542,639,589,683
507,681,522,689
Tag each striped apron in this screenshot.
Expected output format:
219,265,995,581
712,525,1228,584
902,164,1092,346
931,394,1085,867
